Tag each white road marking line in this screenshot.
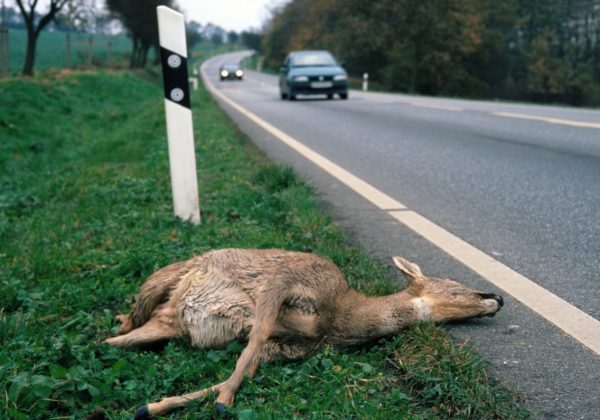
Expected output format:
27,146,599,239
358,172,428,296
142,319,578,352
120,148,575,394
200,61,600,356
410,102,463,112
493,111,600,129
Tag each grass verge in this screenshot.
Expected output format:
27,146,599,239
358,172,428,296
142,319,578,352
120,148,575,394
0,68,529,418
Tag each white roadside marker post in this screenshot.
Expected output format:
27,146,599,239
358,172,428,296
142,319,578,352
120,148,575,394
156,6,200,224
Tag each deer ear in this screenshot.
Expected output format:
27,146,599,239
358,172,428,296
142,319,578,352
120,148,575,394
393,257,425,293
392,256,423,280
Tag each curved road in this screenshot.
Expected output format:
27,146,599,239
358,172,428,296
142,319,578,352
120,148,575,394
198,52,600,419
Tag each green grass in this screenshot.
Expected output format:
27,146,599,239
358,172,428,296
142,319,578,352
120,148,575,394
7,28,132,75
0,68,530,419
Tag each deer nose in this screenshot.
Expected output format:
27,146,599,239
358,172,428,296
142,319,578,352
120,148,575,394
478,293,504,307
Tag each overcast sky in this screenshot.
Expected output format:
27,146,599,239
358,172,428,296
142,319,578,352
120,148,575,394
177,0,289,33
5,0,289,33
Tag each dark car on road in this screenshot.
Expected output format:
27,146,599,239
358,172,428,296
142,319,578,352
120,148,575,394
219,63,244,81
279,50,348,100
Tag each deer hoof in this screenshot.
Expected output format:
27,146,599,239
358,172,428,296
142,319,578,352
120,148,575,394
215,402,228,417
134,405,151,420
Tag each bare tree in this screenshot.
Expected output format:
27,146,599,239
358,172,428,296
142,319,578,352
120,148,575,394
15,0,69,76
186,20,203,50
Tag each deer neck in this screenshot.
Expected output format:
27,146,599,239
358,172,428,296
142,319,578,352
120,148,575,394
329,289,421,346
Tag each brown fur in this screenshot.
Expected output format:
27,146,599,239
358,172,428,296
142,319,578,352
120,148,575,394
105,248,503,417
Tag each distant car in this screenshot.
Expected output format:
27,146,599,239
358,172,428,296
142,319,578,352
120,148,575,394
279,50,348,100
219,63,244,81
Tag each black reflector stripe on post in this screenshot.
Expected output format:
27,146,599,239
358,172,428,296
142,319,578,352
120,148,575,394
160,47,191,109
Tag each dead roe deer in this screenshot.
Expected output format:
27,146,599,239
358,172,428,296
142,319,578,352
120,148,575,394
105,248,503,418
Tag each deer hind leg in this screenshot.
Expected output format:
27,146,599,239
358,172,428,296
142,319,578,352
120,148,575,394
136,285,289,418
105,304,179,348
115,260,197,338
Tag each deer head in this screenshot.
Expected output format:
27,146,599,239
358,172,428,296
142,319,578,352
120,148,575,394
392,257,503,323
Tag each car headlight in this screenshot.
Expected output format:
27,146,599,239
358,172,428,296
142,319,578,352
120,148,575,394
235,70,244,77
220,70,229,77
334,74,347,81
293,76,309,82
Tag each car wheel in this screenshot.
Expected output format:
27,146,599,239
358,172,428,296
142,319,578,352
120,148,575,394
327,94,333,100
339,92,348,100
280,92,288,100
285,83,296,100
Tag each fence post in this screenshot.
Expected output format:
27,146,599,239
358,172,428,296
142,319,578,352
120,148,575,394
0,0,7,78
0,0,7,77
0,26,7,77
156,6,200,224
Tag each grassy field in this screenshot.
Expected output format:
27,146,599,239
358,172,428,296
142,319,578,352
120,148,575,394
0,66,530,418
6,28,239,76
6,28,132,75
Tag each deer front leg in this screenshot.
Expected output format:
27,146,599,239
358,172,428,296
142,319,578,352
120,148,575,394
135,341,307,419
135,383,222,419
136,342,266,418
213,293,285,412
213,340,312,413
214,338,264,411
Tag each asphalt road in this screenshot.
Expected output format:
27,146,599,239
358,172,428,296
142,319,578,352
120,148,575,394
198,52,600,419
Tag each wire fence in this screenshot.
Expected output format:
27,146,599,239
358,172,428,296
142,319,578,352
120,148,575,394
1,28,132,76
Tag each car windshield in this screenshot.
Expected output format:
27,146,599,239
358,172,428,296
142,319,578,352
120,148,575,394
291,52,337,67
223,64,239,71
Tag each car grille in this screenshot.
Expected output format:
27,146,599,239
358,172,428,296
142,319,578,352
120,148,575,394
308,75,334,82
